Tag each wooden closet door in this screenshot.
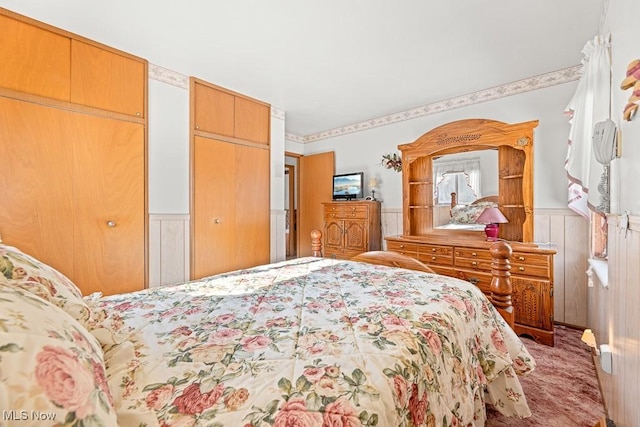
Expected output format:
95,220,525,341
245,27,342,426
72,114,145,296
192,138,270,279
0,14,71,101
71,40,146,117
234,143,270,267
0,97,74,277
193,137,237,278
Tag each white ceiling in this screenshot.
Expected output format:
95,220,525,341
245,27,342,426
1,0,604,137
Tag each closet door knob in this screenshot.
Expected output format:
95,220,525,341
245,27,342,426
107,221,116,228
213,218,221,224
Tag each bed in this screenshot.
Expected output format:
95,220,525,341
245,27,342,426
435,193,500,231
0,233,534,426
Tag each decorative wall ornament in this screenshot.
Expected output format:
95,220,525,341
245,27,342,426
271,107,285,120
381,153,402,172
621,59,640,121
148,63,189,89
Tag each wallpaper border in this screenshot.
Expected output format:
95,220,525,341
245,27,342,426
290,65,582,143
148,62,582,144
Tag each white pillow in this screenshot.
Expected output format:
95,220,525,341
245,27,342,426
0,285,118,426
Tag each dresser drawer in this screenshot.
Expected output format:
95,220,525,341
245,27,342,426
511,252,550,266
418,244,453,257
511,262,551,279
454,247,492,261
417,252,453,266
455,257,492,271
324,205,368,219
387,241,419,256
454,270,493,294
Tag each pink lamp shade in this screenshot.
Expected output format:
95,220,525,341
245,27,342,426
476,207,509,241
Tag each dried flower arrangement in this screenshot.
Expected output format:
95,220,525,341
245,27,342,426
381,153,402,172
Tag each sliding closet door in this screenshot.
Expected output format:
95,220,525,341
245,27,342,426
0,97,74,277
192,137,269,279
72,114,145,296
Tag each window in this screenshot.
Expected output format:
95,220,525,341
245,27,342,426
591,211,608,259
433,158,481,205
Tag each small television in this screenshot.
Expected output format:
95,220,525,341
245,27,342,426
332,172,364,200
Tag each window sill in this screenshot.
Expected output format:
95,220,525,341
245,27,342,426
588,258,608,288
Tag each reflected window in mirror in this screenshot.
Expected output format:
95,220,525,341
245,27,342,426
435,171,478,205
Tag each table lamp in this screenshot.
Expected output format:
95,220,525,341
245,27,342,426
369,178,378,200
476,207,508,241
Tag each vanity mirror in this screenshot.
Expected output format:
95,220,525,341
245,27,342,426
398,118,538,242
431,149,498,230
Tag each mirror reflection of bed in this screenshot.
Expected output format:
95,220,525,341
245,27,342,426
431,148,499,232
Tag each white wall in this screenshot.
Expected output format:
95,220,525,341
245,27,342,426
148,79,190,214
589,0,640,425
605,0,640,216
299,83,577,210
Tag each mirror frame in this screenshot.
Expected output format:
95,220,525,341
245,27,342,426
398,118,539,242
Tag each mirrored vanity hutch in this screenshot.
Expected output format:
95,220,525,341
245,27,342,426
386,119,557,346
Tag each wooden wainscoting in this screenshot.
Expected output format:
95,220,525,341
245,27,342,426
150,210,286,287
271,209,286,263
534,208,589,327
588,214,640,426
149,214,190,287
381,207,590,327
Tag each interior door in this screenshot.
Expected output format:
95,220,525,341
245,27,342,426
298,151,334,257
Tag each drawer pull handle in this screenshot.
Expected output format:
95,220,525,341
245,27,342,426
468,277,479,285
471,252,477,256
471,261,477,266
518,256,525,261
432,248,436,252
519,267,525,271
352,214,356,217
431,256,436,260
400,244,404,248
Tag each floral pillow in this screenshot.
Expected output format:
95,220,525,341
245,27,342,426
451,201,498,224
0,285,117,426
0,243,91,327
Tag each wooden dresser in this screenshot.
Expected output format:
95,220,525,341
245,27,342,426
323,201,382,259
386,235,556,345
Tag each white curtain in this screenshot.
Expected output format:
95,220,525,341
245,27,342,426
433,158,481,203
565,35,611,218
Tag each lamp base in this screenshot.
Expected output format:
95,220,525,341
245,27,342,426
484,223,499,241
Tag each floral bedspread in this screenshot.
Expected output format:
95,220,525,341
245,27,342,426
91,257,535,427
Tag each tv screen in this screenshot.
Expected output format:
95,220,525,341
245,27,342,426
333,172,364,200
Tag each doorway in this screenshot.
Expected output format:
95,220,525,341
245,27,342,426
284,162,297,259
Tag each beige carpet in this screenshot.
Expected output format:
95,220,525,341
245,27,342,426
486,325,606,427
